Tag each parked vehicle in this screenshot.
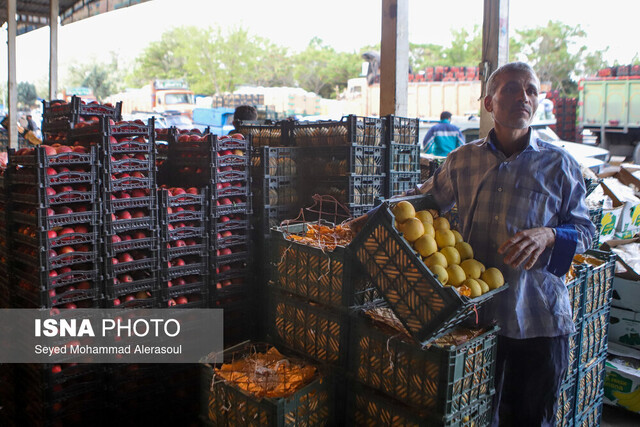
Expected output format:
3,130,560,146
105,79,196,118
579,77,640,162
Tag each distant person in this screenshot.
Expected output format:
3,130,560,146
230,105,257,134
422,111,465,156
26,115,37,132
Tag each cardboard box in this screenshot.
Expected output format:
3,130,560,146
609,307,640,350
599,168,640,232
604,354,640,414
612,276,640,312
600,205,624,243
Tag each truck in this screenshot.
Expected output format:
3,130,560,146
192,107,235,135
58,87,97,103
104,79,196,118
579,76,640,163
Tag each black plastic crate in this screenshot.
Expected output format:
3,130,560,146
212,214,250,235
384,115,419,146
210,182,250,200
10,182,99,208
388,143,420,173
582,249,615,317
103,210,157,235
299,145,386,177
105,290,159,309
236,120,289,147
163,223,207,242
104,250,159,277
43,96,122,120
158,187,206,224
103,152,155,176
14,265,100,291
9,165,97,188
161,281,209,307
105,228,159,255
211,229,249,251
104,192,157,215
9,145,97,167
578,309,610,368
269,222,357,308
201,342,333,426
309,175,385,206
567,264,588,326
555,380,576,427
253,175,300,207
350,194,509,345
251,146,299,177
387,171,421,198
12,284,99,310
163,238,208,259
103,270,157,298
350,312,498,417
347,380,494,427
267,289,349,367
290,115,384,147
574,356,606,419
13,244,98,271
11,225,99,253
210,192,252,217
11,206,100,231
164,256,208,280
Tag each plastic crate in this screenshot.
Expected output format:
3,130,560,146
574,396,603,427
43,96,122,120
210,193,252,217
299,145,385,177
164,223,207,241
254,176,300,207
237,120,289,148
582,249,615,317
566,330,581,382
388,143,420,173
103,211,158,235
12,283,99,308
104,250,159,277
267,289,349,367
309,175,385,206
9,146,97,167
105,229,159,255
211,228,249,251
162,282,209,308
14,265,99,291
384,115,419,146
11,226,99,253
574,356,606,418
555,380,576,427
252,146,299,177
9,166,97,188
210,182,251,200
290,116,384,147
347,380,494,427
387,171,421,198
200,342,333,427
579,309,610,368
567,265,587,326
350,313,498,417
10,206,100,231
351,194,509,344
588,203,603,249
164,257,208,280
269,223,358,308
255,205,299,238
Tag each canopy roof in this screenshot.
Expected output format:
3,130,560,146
0,0,151,34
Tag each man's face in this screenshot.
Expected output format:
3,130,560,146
484,70,540,130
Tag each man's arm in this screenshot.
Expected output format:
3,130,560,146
497,157,595,275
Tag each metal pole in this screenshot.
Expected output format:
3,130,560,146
479,0,510,139
7,0,17,149
380,0,409,117
50,0,59,101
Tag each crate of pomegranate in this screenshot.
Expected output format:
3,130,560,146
350,194,509,344
200,342,333,427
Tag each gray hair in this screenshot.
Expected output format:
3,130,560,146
486,62,539,96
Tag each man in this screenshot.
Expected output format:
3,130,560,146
422,111,465,156
349,62,594,426
417,62,594,426
230,105,257,135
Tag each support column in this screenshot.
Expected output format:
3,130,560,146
50,0,59,101
7,0,17,149
479,0,509,138
380,0,409,117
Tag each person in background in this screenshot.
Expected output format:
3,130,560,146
230,105,257,135
348,62,595,426
422,111,465,156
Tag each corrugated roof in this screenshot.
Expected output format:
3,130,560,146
0,1,152,34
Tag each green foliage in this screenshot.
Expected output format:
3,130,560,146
66,53,124,101
291,38,360,99
17,82,37,108
443,25,482,67
511,21,608,96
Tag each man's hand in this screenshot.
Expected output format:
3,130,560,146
498,227,555,270
345,214,369,235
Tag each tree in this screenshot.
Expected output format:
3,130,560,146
17,82,37,109
66,54,125,101
292,37,361,99
444,25,482,67
511,21,608,96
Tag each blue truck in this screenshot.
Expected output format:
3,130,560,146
192,107,235,136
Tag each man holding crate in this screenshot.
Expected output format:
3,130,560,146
350,62,595,426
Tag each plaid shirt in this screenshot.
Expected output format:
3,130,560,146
418,129,595,339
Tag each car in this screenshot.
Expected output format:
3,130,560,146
163,111,207,132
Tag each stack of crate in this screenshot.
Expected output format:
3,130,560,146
384,115,421,198
0,169,9,308
556,249,616,426
86,119,160,309
158,186,209,308
6,146,101,310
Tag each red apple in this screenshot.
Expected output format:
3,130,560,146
113,298,121,306
132,210,145,218
124,295,135,303
46,167,57,176
230,133,244,140
119,274,134,283
42,145,57,156
175,296,188,305
117,210,132,220
47,230,57,239
167,298,176,307
174,240,186,247
57,206,73,214
186,187,198,194
118,253,133,263
135,291,150,300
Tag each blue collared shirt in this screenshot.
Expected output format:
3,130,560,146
417,129,595,339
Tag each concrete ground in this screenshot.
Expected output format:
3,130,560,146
601,404,640,426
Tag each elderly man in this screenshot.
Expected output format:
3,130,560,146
349,62,595,426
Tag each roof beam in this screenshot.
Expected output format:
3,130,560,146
50,0,59,101
7,0,17,149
